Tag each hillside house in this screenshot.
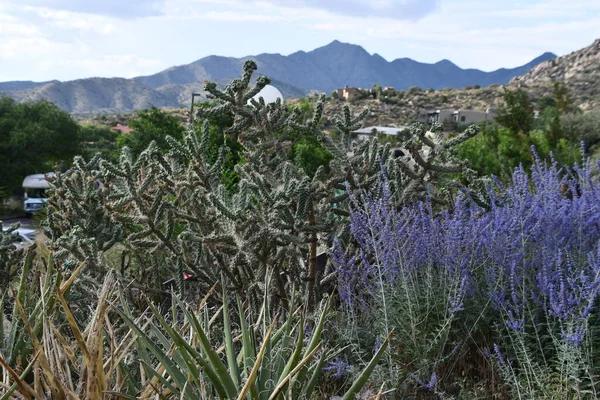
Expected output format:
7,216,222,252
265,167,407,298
334,86,362,102
417,108,496,124
352,126,409,142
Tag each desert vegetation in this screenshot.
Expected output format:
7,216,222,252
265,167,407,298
2,62,600,399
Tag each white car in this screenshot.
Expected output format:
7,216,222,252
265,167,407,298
2,227,36,249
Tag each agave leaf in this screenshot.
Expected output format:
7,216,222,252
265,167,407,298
291,296,333,398
275,313,304,388
236,295,258,398
139,359,179,397
302,348,329,399
222,280,240,388
173,295,238,399
268,343,322,400
0,353,40,399
112,305,190,393
145,301,209,396
342,332,393,400
13,289,68,399
56,287,90,361
236,318,277,400
257,274,272,400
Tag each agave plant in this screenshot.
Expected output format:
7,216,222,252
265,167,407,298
112,275,390,399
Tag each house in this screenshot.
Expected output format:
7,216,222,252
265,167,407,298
417,108,496,125
383,86,396,92
352,126,409,142
111,123,134,134
334,86,362,102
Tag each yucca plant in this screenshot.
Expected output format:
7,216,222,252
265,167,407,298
1,246,54,391
113,275,390,399
0,261,140,400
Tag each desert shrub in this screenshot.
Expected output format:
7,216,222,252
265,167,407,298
561,110,600,149
331,153,600,398
457,121,580,181
408,86,424,95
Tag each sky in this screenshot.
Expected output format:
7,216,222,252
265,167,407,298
0,0,599,82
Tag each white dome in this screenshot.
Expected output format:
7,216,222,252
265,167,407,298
249,85,283,105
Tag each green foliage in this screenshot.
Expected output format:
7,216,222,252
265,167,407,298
561,110,600,149
408,86,423,95
80,124,119,161
457,121,580,180
496,87,534,136
537,94,557,112
117,106,185,156
115,284,390,399
0,97,81,193
292,137,334,177
553,81,577,115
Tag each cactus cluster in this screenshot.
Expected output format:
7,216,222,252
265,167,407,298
44,61,477,308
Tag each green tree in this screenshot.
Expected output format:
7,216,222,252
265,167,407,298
561,110,600,149
537,94,556,112
80,124,119,161
117,106,185,156
408,86,423,95
553,81,577,115
0,97,81,193
496,87,534,136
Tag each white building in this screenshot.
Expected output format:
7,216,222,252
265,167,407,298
352,126,410,142
417,108,496,124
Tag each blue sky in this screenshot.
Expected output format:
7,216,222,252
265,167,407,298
0,0,599,82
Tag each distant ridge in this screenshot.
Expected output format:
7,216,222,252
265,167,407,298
0,40,557,114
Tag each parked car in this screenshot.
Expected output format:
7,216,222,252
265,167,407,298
2,227,36,249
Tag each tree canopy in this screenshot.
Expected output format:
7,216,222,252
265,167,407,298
117,106,185,156
0,97,81,194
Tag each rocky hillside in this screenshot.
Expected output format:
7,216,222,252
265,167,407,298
0,41,554,114
511,39,600,110
512,39,600,84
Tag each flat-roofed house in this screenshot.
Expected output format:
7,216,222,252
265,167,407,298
417,108,496,124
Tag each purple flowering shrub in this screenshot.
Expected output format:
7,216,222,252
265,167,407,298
332,152,600,397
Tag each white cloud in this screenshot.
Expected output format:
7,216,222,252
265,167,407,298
0,36,69,59
261,0,439,19
67,55,163,78
26,7,117,34
2,0,164,18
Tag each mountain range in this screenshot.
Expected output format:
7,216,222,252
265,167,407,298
0,40,557,114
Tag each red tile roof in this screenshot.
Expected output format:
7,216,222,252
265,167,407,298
111,123,134,134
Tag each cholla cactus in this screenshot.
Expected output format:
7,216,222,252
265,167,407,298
44,155,124,272
0,222,24,289
46,61,478,309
